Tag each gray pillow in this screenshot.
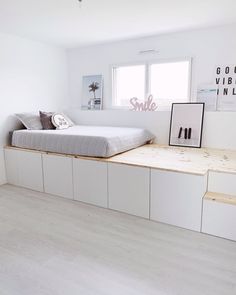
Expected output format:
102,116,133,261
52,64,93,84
15,113,43,130
39,111,55,130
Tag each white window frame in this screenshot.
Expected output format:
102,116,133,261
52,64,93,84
111,57,192,110
111,61,147,109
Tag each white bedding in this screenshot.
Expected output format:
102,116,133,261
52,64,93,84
12,125,154,157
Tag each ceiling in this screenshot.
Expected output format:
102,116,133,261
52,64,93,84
0,0,235,48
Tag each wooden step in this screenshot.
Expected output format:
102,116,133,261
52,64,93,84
202,191,236,241
204,191,236,206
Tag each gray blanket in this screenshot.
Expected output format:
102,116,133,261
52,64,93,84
12,125,154,157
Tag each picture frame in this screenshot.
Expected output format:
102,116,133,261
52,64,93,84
169,103,205,148
82,75,103,110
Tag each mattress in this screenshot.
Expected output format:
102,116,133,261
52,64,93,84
12,125,154,158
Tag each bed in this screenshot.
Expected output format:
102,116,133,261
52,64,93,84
11,125,154,158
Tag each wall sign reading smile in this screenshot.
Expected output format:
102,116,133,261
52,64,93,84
130,95,158,111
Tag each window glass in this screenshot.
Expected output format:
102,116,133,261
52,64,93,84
112,60,191,108
113,65,146,107
150,61,190,106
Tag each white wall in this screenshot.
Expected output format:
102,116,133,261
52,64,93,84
0,33,69,184
67,24,236,150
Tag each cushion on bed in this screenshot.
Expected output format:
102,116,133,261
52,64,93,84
11,125,155,158
62,113,74,127
15,113,43,130
39,111,55,130
51,113,70,130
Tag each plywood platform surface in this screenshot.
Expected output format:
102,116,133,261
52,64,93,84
5,144,236,175
107,144,236,175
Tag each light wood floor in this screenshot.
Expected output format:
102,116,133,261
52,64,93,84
0,185,235,295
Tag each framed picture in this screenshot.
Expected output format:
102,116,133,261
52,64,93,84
169,103,205,148
82,75,103,110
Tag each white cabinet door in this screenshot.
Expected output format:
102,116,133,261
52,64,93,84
108,163,150,218
151,169,207,231
208,171,236,196
202,199,236,241
43,154,73,199
18,150,44,192
4,148,19,186
73,158,108,208
4,148,44,192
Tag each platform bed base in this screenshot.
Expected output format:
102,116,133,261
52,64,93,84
4,146,236,242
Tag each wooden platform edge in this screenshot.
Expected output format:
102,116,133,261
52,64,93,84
5,145,236,176
204,191,236,206
4,145,208,176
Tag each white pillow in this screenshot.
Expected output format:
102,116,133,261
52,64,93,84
15,113,43,130
51,113,70,130
62,113,74,127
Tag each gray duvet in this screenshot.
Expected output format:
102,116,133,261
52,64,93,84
12,125,154,158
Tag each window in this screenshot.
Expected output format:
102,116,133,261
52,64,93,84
112,65,146,107
112,59,191,109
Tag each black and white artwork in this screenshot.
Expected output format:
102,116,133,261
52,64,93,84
169,103,205,148
82,75,103,110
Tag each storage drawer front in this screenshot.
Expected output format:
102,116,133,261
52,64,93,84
5,148,43,192
4,149,19,185
202,199,236,241
73,159,108,208
108,163,150,218
43,154,73,199
151,169,207,231
18,151,44,192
